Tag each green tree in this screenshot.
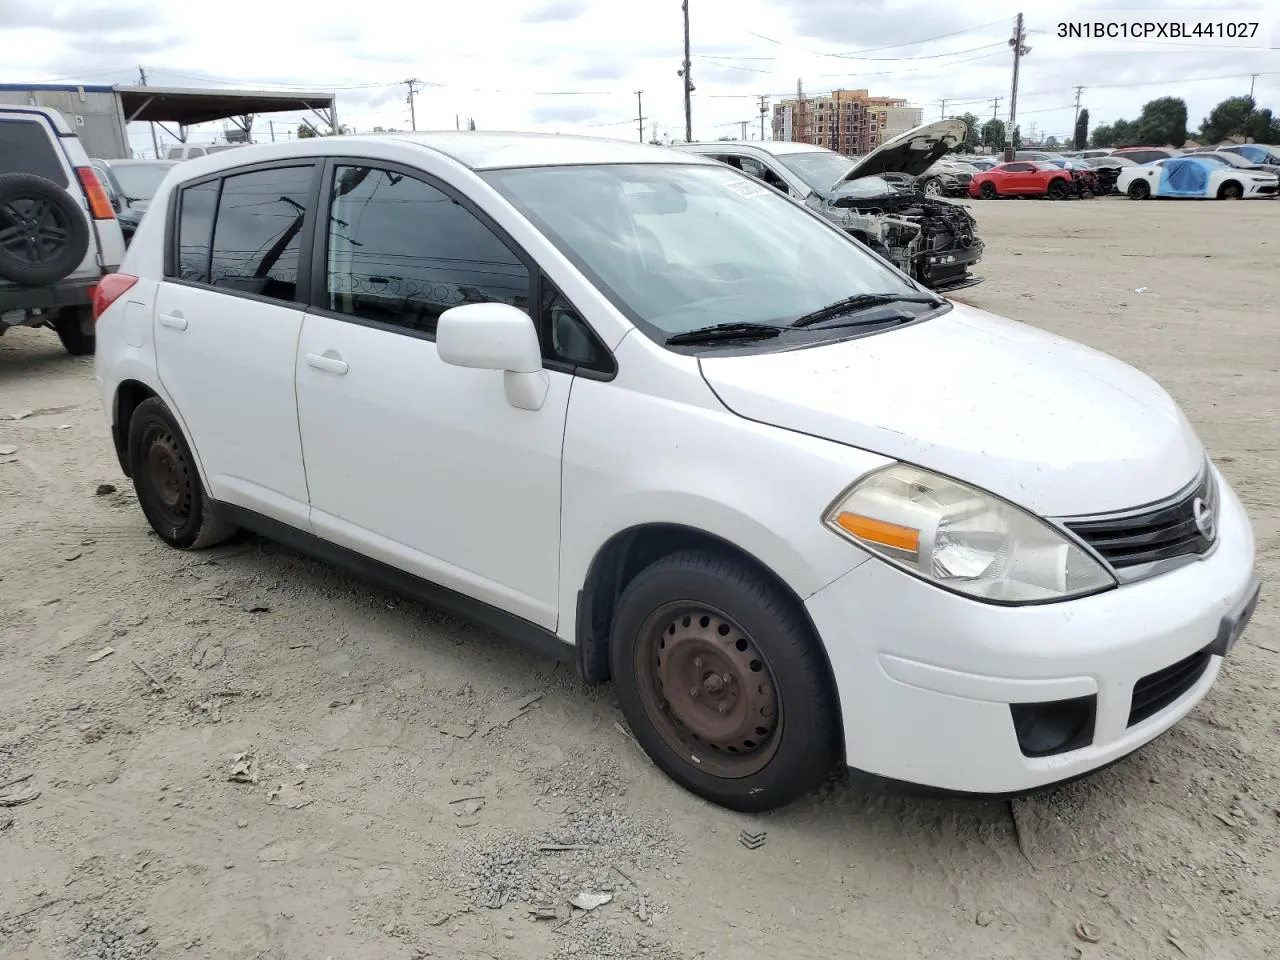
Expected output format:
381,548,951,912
1247,108,1280,143
981,117,1006,150
296,120,318,139
1044,135,1060,150
1136,96,1188,146
1010,125,1021,151
1200,95,1255,143
1073,108,1090,150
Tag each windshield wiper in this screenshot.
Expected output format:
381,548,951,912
665,322,785,345
790,292,944,328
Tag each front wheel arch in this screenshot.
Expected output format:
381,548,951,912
575,524,842,740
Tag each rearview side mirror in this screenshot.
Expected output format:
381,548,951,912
436,302,549,411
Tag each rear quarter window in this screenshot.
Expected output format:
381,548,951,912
0,117,69,187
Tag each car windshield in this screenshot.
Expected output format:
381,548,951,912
110,163,175,201
770,150,857,191
483,162,919,340
829,175,899,198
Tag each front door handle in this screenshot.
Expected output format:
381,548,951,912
305,352,348,375
158,312,187,331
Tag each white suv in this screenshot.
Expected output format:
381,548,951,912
0,105,126,354
93,133,1260,811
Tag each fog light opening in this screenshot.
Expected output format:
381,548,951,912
1010,695,1097,758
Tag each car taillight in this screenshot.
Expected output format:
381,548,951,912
92,273,138,322
75,167,116,220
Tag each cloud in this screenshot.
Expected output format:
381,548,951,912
531,103,601,123
4,1,162,33
569,57,630,82
520,0,587,24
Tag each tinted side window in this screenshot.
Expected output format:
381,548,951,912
209,165,313,301
176,181,218,283
1004,163,1033,172
325,165,529,335
0,118,68,186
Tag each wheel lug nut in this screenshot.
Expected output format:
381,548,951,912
718,702,729,714
693,657,703,668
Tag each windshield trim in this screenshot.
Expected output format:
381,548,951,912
481,162,929,353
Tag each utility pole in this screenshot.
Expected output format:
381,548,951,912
1072,85,1084,138
635,90,646,142
758,94,768,140
940,99,947,120
1249,73,1258,99
679,0,693,142
740,120,748,140
138,66,160,160
269,120,276,142
1005,12,1029,161
404,79,422,131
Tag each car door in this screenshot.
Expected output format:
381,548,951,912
1001,162,1034,193
293,160,591,629
153,162,316,528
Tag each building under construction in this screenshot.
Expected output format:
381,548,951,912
772,87,922,156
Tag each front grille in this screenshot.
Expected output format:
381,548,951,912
1063,471,1214,571
1128,646,1212,726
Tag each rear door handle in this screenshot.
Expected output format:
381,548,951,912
158,312,187,331
305,352,348,375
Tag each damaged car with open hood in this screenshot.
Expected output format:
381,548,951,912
675,119,983,291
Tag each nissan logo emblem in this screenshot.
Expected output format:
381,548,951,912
1193,497,1216,542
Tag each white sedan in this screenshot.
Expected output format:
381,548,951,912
1119,155,1279,200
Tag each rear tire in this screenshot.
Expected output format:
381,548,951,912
52,306,95,356
127,397,236,549
1128,179,1151,200
609,549,839,812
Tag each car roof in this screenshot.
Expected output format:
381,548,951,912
161,131,717,174
97,158,178,166
677,140,833,158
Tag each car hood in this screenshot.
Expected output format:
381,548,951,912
697,303,1204,517
837,119,969,184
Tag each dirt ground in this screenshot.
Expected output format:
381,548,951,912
2,195,1278,960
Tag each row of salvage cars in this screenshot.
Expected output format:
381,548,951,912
678,119,985,292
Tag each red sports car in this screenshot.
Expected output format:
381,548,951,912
968,161,1076,199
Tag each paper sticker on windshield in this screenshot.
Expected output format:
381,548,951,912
725,179,771,199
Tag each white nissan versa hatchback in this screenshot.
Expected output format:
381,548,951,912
93,133,1260,812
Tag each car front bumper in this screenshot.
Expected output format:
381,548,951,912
920,241,983,288
805,470,1259,794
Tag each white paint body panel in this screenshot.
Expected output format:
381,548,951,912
93,132,1260,797
1116,161,1278,199
699,302,1205,517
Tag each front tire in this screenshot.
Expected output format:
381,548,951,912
979,181,998,199
127,397,236,549
609,550,839,812
1047,178,1071,200
1218,180,1243,200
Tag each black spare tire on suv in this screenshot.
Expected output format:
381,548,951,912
0,172,91,286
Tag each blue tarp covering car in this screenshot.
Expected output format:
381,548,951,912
1158,156,1215,198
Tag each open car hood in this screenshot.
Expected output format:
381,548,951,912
836,118,968,185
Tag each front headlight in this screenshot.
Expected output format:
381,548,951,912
823,464,1116,604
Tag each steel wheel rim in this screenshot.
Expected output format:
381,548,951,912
633,601,782,779
0,195,71,265
143,426,193,529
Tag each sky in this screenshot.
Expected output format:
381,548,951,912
2,0,1278,157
